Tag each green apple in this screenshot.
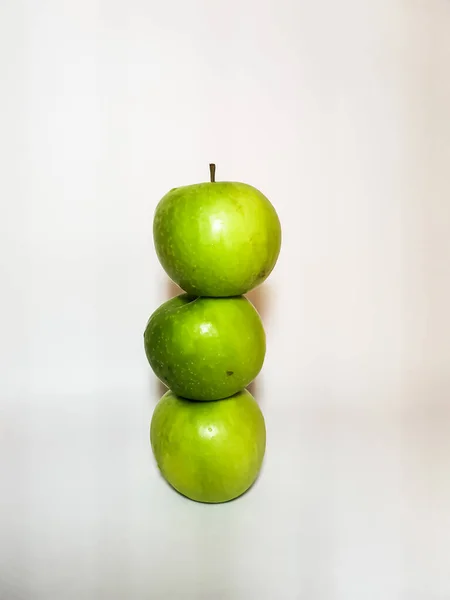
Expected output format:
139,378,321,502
153,170,282,297
144,294,265,400
151,388,266,503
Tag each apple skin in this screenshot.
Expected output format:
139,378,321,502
153,181,281,297
144,294,266,401
150,388,266,503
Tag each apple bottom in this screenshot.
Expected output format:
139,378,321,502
150,389,266,503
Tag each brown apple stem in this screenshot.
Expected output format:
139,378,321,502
209,163,216,183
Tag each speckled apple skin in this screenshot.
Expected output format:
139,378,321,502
144,294,266,401
150,389,266,503
153,181,282,297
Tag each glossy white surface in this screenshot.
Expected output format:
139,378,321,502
2,394,450,599
1,0,449,598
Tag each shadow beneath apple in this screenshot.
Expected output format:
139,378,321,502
165,278,184,299
245,284,270,405
155,379,168,399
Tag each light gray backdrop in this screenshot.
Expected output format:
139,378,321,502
1,0,449,598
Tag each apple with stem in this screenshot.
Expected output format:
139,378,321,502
153,164,282,297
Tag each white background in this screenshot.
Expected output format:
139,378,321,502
1,0,450,598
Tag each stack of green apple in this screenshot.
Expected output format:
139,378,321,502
144,165,282,503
